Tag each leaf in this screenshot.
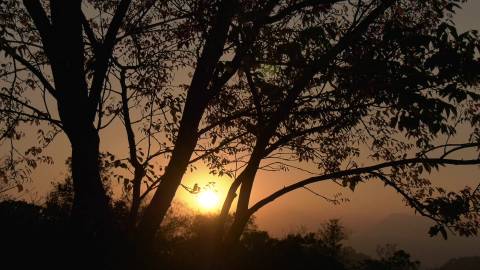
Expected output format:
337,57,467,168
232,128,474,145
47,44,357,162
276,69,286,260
212,135,217,145
428,225,448,240
428,225,439,237
389,116,397,128
349,181,357,192
439,226,448,240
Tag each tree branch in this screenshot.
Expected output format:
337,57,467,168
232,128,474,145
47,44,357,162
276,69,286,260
81,11,99,48
87,0,132,122
248,157,480,216
0,43,56,98
22,0,53,58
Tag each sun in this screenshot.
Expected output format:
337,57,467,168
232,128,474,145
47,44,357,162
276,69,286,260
197,189,220,211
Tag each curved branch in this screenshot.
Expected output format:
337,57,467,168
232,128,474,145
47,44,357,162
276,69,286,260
248,157,480,216
0,93,62,127
371,171,440,222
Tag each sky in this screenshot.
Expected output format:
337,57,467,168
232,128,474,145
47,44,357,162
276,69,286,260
177,2,480,268
3,1,480,269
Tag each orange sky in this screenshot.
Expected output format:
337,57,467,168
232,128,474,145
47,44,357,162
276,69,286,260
3,1,480,268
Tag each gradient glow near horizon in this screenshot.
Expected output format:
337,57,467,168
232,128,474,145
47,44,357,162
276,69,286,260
197,190,220,211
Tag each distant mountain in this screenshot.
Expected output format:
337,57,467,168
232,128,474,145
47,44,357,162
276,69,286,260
433,256,480,270
347,213,480,269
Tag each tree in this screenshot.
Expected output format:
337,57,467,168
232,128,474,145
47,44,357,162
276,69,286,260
0,0,196,241
0,1,203,266
318,219,348,259
360,244,420,270
191,0,480,259
1,1,479,267
0,0,133,239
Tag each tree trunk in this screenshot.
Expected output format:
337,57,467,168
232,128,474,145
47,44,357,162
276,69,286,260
66,123,114,268
120,68,145,232
23,0,126,266
135,97,206,243
42,0,114,240
205,162,261,270
69,127,111,235
128,169,145,231
205,214,250,270
205,131,274,269
135,0,237,246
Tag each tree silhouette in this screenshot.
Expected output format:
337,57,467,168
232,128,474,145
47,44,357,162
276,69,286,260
360,244,420,270
1,0,199,240
1,1,479,268
189,0,480,263
0,0,133,239
318,219,348,259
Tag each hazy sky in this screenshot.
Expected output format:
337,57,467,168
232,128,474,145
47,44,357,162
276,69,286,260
4,1,480,269
183,2,480,268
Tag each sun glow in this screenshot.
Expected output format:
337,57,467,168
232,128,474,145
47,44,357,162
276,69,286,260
197,189,220,211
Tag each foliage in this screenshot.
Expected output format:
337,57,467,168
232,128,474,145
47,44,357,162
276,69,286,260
0,1,479,263
318,218,348,258
360,245,420,270
203,0,480,244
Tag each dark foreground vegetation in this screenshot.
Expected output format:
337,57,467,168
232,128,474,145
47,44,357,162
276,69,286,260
3,180,478,270
1,186,421,270
4,186,478,270
434,257,480,270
